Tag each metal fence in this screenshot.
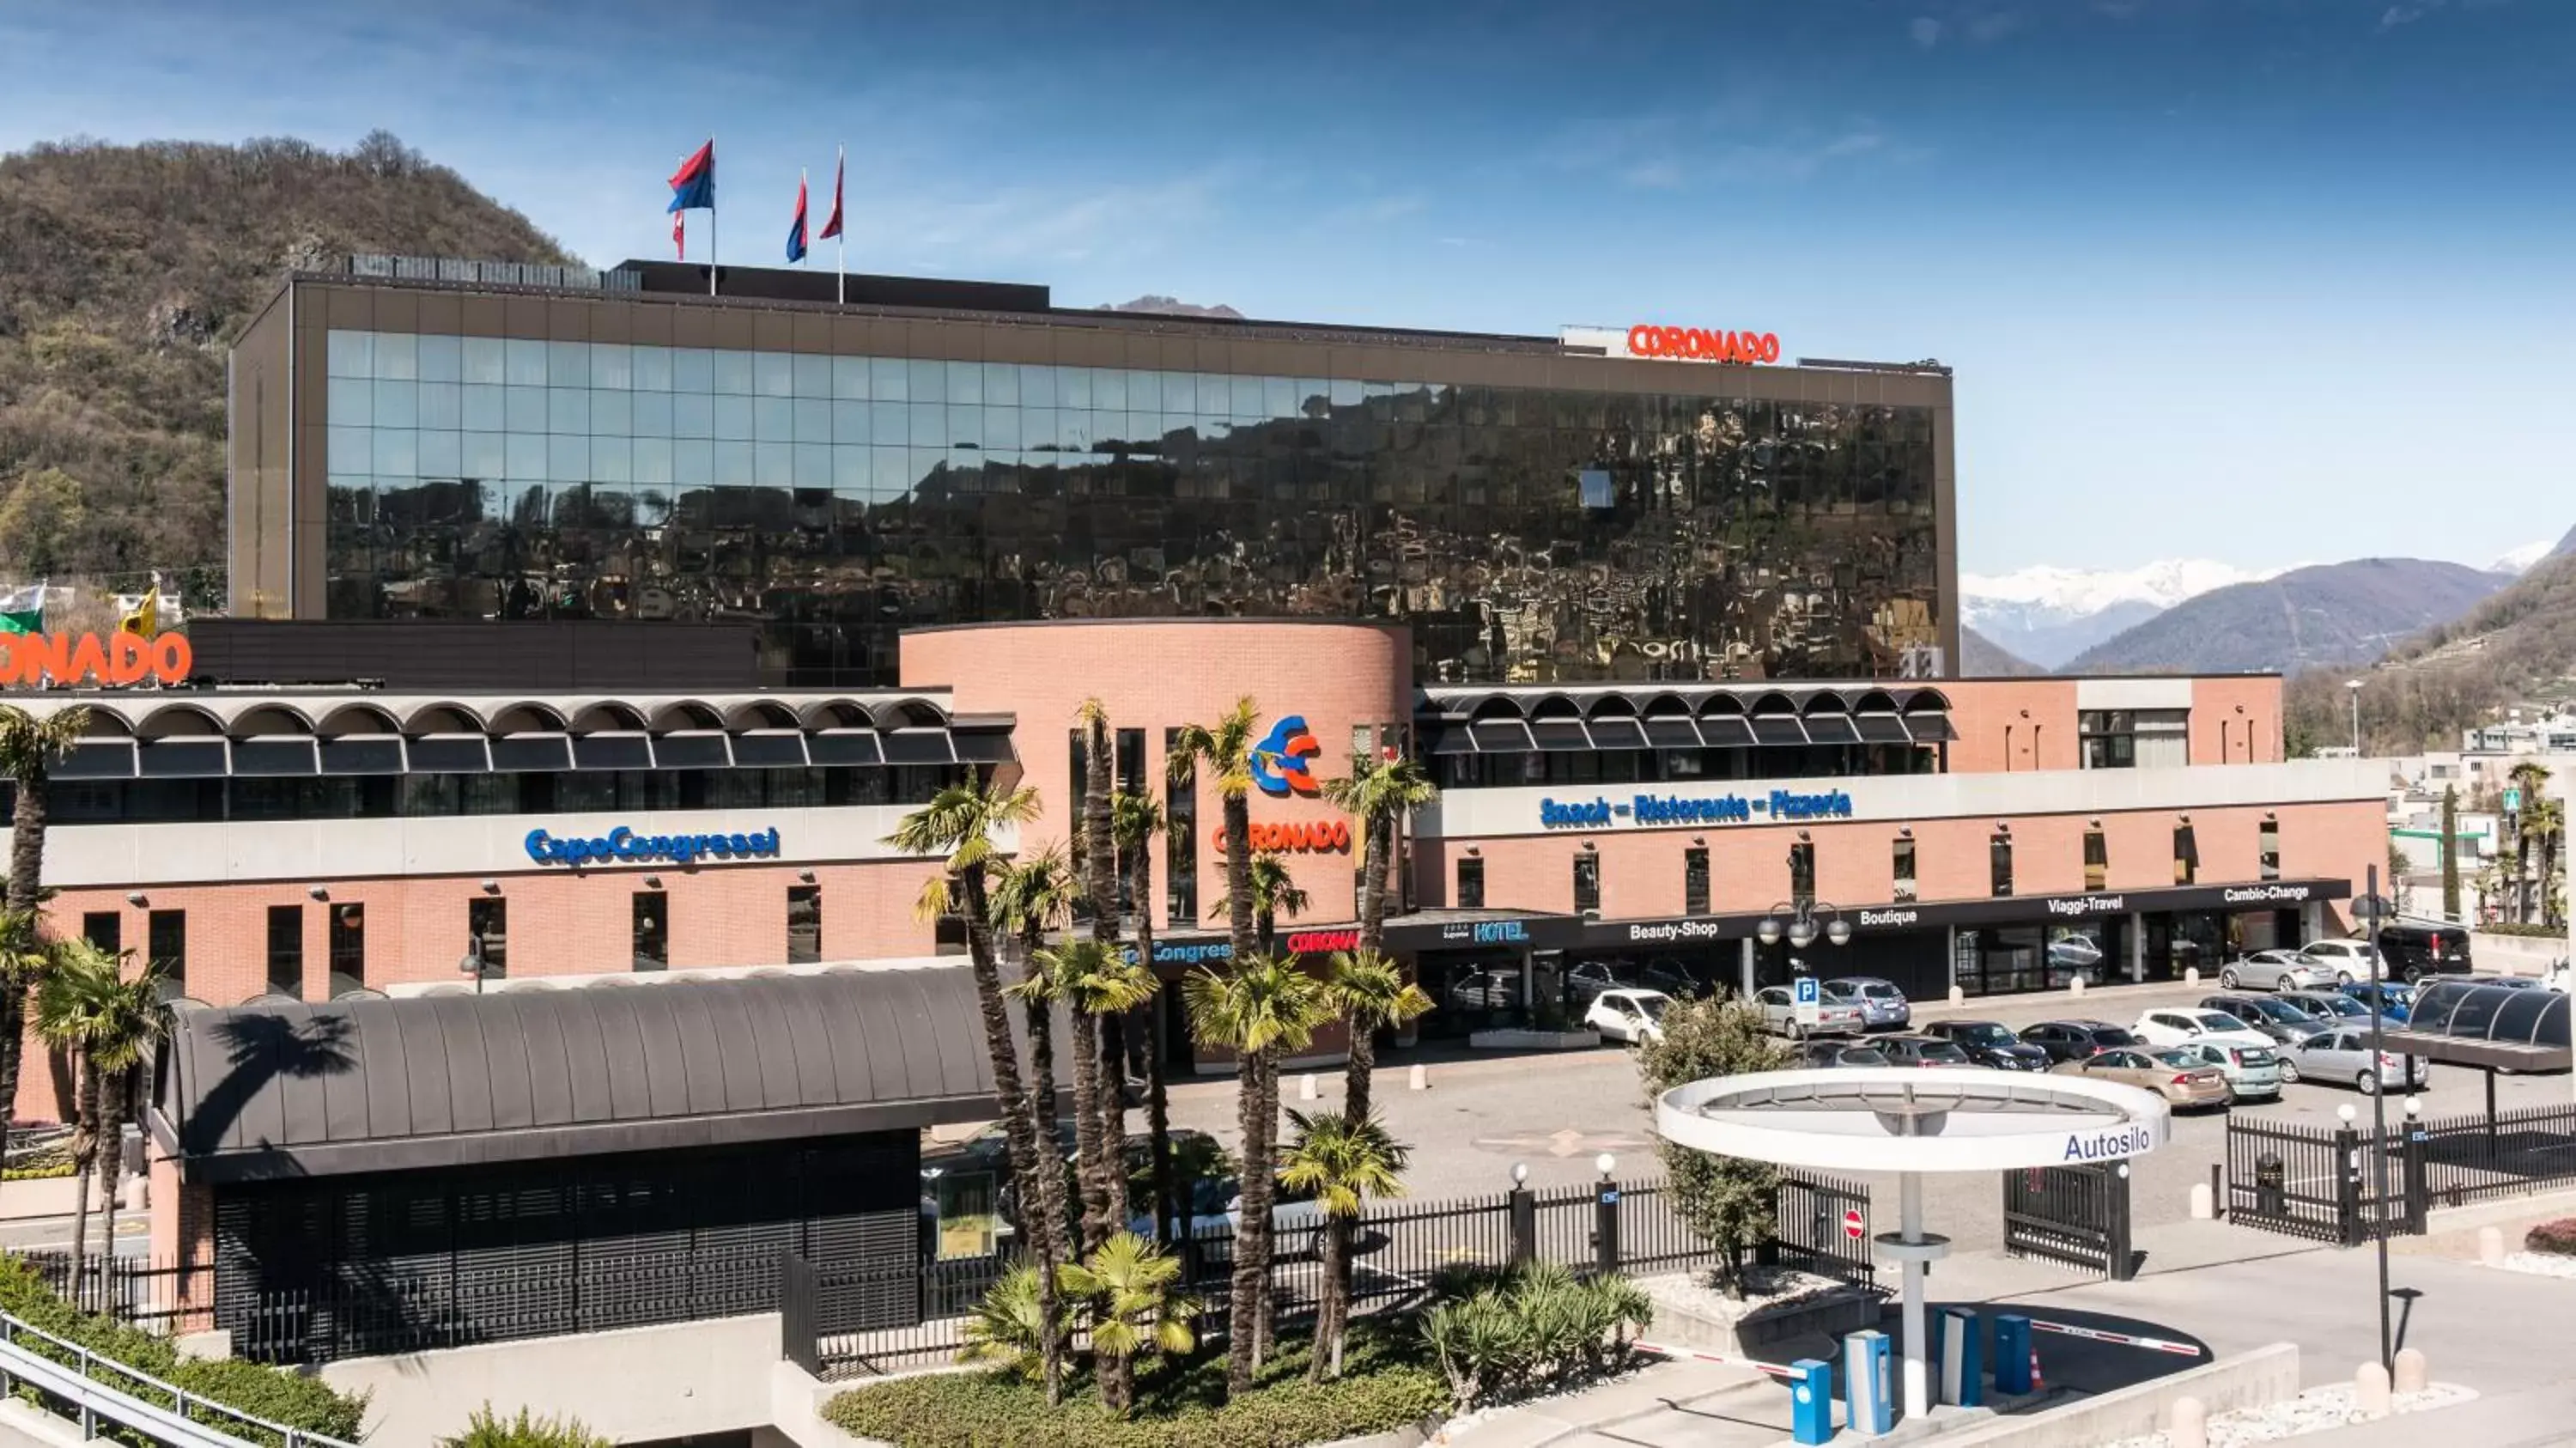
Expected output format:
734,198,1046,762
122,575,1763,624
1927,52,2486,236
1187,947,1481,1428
795,1170,1875,1382
2415,1100,2576,1208
2216,1103,2576,1245
2003,1162,2134,1279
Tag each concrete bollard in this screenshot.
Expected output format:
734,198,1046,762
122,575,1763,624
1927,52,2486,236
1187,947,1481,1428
1299,1074,1318,1101
2168,1396,2208,1448
1948,985,1965,1007
2394,1348,2428,1394
2069,976,2087,996
2188,1182,2215,1220
1408,1063,1429,1092
2355,1361,2392,1416
2480,1226,2506,1266
2184,966,2201,984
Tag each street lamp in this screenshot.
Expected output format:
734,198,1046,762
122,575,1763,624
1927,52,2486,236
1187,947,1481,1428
1757,899,1852,952
2345,679,2364,754
458,944,485,996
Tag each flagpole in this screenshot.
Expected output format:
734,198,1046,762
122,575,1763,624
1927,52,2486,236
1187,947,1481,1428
708,138,719,296
836,143,847,305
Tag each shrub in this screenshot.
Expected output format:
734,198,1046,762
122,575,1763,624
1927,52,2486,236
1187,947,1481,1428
2524,1219,2576,1256
1419,1263,1652,1413
823,1323,1444,1448
1635,995,1788,1297
439,1404,614,1447
0,1255,368,1444
2480,922,2564,940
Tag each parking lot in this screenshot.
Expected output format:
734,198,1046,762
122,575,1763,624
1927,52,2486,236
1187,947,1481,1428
1157,974,2576,1256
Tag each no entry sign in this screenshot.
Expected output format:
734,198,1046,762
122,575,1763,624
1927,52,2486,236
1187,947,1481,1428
1843,1208,1866,1241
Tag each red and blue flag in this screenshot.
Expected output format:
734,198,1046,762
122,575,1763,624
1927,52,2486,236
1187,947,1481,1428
666,140,715,212
786,172,809,263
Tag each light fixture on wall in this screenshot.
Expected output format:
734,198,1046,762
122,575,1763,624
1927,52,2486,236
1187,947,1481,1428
2088,818,2102,829
1995,820,2011,833
1897,825,1913,839
642,874,664,890
479,879,501,894
1691,836,1705,846
2264,811,2277,822
1581,840,1597,852
124,891,147,908
798,869,817,884
307,885,329,901
1796,829,1812,842
2177,813,2191,824
2019,709,2031,719
1465,845,1481,856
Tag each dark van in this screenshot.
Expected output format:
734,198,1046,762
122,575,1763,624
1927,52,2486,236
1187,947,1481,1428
2375,919,2471,982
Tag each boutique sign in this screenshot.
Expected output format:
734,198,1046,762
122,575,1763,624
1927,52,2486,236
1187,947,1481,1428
525,824,782,867
1540,789,1854,830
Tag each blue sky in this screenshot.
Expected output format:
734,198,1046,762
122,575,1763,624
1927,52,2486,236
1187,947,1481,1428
5,0,2573,575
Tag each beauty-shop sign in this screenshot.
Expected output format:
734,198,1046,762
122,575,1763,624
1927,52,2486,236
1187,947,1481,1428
0,631,192,687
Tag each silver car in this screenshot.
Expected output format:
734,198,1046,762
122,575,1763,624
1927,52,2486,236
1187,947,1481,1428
2278,1026,2431,1094
2169,1040,2283,1099
1753,984,1865,1038
2198,994,2333,1043
2219,950,2328,993
2278,989,2373,1025
1823,976,1911,1031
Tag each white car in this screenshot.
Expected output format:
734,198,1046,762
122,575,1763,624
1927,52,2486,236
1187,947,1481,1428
1753,985,1866,1039
2131,1007,2275,1054
2296,939,2383,986
2219,950,2327,993
1584,989,1670,1044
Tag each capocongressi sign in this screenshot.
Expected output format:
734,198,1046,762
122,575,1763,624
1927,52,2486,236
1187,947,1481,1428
0,631,191,687
526,825,782,867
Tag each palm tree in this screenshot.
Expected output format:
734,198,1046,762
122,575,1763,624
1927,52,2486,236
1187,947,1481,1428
1279,1109,1409,1380
1183,952,1327,1396
1169,698,1262,964
2526,795,2567,928
0,704,88,1204
884,778,1070,1403
1319,951,1431,1149
1319,754,1438,958
2509,762,2552,922
1059,1231,1198,1414
36,937,160,1295
989,843,1080,1281
1018,940,1152,1257
1225,852,1309,955
1112,791,1178,1243
1074,702,1131,1245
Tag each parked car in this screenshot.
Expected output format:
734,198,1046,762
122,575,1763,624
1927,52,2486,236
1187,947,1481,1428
1822,976,1912,1031
2053,1048,2233,1110
1752,984,1865,1038
2297,939,2383,986
1443,968,1521,1011
2196,994,2334,1043
2456,973,2544,991
1923,1019,2053,1071
1800,1039,1892,1069
2340,980,2416,1022
1563,960,1634,1007
1146,1174,1329,1261
1875,1034,1978,1068
2219,949,2327,993
2277,1026,2430,1095
2376,919,2472,982
1584,989,1670,1044
2019,1019,2146,1062
2277,989,2373,1024
1635,961,1712,1000
2131,1007,2275,1053
2167,1040,2284,1100
2047,933,2107,975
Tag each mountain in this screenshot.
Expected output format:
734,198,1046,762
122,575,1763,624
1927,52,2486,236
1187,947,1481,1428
2493,539,2558,574
2287,548,2576,753
2063,558,2512,676
1959,626,2044,677
1960,558,2285,668
0,132,574,599
1100,295,1243,319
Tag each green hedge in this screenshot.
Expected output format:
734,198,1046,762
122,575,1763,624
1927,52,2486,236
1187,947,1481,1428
0,1256,368,1444
2479,923,2566,940
1,1160,76,1182
823,1326,1445,1448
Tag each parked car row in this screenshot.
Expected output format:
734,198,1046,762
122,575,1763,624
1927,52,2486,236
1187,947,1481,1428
2223,921,2474,992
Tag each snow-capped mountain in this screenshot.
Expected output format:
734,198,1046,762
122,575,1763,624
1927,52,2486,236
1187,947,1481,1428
2492,539,2556,575
1960,559,2290,670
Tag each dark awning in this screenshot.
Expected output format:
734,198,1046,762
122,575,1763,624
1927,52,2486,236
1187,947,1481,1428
150,968,1062,1183
1905,714,1959,744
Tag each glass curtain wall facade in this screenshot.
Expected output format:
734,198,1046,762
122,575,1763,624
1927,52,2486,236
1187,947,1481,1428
314,327,1944,686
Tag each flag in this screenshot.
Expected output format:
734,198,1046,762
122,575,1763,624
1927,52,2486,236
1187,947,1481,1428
819,147,844,240
118,577,160,641
673,210,685,259
786,171,809,264
666,139,715,213
0,582,42,636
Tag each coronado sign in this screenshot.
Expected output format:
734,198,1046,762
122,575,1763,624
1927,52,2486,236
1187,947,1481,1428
1625,325,1783,365
0,631,191,688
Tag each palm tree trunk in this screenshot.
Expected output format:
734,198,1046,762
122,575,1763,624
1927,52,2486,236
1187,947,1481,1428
1357,811,1391,956
956,872,1064,1406
1078,712,1128,1246
1309,1213,1348,1383
2,770,51,1220
1066,1008,1109,1254
1224,793,1255,961
66,1053,94,1303
96,1068,124,1287
1132,851,1175,1245
1224,1040,1268,1396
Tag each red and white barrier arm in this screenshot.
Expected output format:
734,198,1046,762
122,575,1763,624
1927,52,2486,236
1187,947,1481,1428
1633,1341,1802,1378
2024,1320,2203,1358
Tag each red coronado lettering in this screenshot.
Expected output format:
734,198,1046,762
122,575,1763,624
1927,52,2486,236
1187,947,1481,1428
1625,325,1781,365
1209,818,1352,855
1285,928,1361,954
0,631,191,688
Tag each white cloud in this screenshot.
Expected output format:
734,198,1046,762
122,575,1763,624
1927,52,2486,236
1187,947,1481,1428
2379,1,2444,27
1910,16,1943,46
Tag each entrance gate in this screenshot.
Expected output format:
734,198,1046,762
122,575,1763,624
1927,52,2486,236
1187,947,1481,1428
2002,1162,2134,1280
1759,1171,1877,1286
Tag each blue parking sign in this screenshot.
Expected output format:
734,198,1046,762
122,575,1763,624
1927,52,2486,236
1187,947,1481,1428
1794,976,1820,1006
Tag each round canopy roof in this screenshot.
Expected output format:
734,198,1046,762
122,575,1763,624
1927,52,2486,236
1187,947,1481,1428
1656,1068,2171,1175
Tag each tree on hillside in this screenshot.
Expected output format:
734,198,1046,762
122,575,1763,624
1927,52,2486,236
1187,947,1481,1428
1635,995,1788,1299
